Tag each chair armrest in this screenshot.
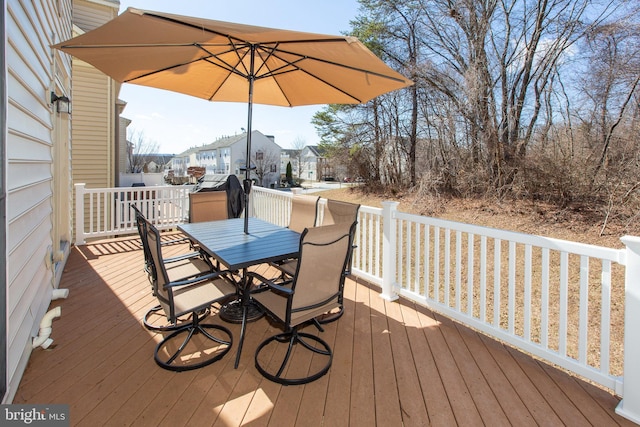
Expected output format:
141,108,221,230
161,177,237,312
161,236,191,245
245,271,293,295
165,269,233,289
163,251,203,264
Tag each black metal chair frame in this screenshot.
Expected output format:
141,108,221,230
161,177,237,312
131,204,213,332
144,218,236,371
248,222,356,385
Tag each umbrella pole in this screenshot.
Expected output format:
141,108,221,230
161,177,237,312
243,47,256,234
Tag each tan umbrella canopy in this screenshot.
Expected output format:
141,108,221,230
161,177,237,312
54,7,413,232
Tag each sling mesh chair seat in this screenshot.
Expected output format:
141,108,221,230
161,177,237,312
144,219,237,371
248,222,355,385
132,205,214,332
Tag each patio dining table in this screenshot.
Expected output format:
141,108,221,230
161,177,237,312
178,217,300,368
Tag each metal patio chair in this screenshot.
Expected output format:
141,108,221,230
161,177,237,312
132,205,214,332
248,222,356,385
143,218,236,371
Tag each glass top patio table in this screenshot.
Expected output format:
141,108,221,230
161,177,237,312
178,217,300,368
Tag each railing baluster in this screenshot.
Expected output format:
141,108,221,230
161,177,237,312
480,235,487,322
424,225,430,300
508,241,516,334
541,247,550,349
600,259,611,374
434,227,440,304
467,233,474,316
579,255,589,365
456,230,461,311
524,244,532,341
493,238,501,327
559,252,569,357
444,228,450,308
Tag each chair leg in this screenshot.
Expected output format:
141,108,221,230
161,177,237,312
143,304,210,332
255,328,332,385
154,315,232,372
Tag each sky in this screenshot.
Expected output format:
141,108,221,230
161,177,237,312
116,0,362,154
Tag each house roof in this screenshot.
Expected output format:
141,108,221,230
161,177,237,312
174,130,275,157
304,145,328,157
200,133,248,151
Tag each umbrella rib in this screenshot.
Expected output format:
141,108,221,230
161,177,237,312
260,43,408,84
198,43,251,79
120,43,249,88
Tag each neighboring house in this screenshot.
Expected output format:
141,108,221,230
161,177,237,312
3,0,74,402
300,145,336,182
169,146,200,177
280,148,301,181
171,131,282,187
142,154,174,173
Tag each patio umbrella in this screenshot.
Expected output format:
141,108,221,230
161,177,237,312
53,7,413,233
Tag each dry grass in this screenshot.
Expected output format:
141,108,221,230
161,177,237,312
315,186,639,248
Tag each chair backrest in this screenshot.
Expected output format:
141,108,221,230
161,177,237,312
131,204,155,276
322,199,360,226
141,217,174,318
189,191,229,223
288,222,355,326
288,194,319,233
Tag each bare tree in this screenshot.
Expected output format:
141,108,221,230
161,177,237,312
290,136,307,179
252,148,279,186
127,129,159,173
579,20,640,182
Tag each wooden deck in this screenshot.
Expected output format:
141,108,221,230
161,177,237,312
13,234,634,426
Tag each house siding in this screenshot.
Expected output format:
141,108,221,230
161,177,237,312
5,0,73,402
71,62,112,187
73,0,119,32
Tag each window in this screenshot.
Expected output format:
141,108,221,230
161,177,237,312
256,151,263,160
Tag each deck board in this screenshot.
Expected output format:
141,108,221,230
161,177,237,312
12,234,634,426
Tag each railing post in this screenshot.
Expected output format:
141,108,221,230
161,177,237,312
74,183,86,245
380,201,399,301
617,235,640,423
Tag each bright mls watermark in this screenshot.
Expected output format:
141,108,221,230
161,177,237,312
2,405,69,426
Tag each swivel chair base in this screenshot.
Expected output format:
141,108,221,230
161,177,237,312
255,329,332,385
143,304,210,332
154,321,232,372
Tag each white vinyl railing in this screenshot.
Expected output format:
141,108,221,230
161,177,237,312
74,183,640,423
74,183,194,243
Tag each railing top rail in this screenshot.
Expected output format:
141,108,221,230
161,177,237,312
76,184,194,193
394,210,624,263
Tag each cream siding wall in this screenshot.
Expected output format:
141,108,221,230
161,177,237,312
70,0,119,240
71,61,113,187
73,0,119,31
5,0,72,402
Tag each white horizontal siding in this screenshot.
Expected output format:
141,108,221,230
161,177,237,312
5,0,72,403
